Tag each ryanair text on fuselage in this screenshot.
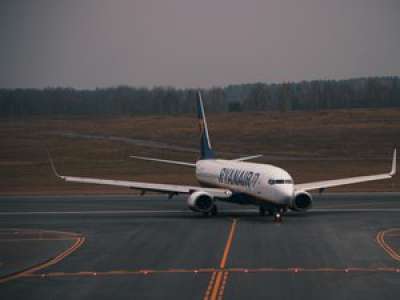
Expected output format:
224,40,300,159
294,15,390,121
218,168,260,188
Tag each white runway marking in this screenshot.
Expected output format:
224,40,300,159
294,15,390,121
312,208,400,212
0,210,185,216
1,208,400,216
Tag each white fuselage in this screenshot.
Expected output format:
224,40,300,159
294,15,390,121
196,159,294,205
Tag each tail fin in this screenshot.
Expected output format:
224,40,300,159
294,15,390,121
197,92,215,159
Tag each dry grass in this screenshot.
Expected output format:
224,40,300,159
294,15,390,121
1,108,399,195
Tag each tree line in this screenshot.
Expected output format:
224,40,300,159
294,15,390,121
0,77,399,117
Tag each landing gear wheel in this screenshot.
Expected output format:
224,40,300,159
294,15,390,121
273,212,283,223
211,205,218,216
259,206,266,216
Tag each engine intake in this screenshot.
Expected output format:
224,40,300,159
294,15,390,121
187,191,214,213
290,191,313,212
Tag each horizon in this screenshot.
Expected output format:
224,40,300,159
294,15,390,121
1,75,399,91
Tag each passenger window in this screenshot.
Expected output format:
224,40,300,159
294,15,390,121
268,179,275,185
275,180,284,184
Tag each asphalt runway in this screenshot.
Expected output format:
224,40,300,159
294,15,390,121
0,193,399,299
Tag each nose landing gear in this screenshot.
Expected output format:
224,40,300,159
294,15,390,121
260,205,286,222
273,211,283,223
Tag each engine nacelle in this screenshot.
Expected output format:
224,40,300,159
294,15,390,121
187,191,214,213
289,191,313,212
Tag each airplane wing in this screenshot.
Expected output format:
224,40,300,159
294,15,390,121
48,152,231,198
58,175,232,198
295,149,396,192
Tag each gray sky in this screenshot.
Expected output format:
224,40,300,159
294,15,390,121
0,0,399,89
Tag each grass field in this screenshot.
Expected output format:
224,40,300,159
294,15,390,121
1,108,399,195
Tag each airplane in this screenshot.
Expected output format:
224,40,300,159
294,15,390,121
48,92,397,222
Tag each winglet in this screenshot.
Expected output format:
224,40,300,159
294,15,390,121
46,148,62,179
390,148,396,176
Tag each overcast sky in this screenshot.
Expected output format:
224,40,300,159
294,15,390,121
0,0,399,89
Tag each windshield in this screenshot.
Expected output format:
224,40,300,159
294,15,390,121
268,179,293,185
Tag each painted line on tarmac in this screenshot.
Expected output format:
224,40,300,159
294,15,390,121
1,208,400,216
0,210,187,216
203,272,216,300
0,229,85,284
376,228,400,262
204,218,238,300
319,202,400,209
24,266,400,279
312,208,400,212
218,271,229,300
0,238,81,241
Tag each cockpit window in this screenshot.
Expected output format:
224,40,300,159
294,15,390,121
268,179,293,185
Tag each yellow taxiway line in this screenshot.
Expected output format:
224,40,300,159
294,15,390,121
376,228,400,262
204,218,237,300
0,229,85,284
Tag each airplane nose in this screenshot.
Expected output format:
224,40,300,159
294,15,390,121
278,185,294,203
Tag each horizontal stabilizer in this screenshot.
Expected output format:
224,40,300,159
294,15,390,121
232,154,263,162
129,155,196,167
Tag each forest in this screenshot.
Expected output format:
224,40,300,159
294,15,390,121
0,77,399,117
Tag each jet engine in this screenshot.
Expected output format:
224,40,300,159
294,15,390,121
289,191,313,212
187,191,214,213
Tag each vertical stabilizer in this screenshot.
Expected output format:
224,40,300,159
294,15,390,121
197,92,215,159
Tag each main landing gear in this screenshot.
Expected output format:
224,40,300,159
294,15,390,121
203,205,218,217
211,205,218,216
